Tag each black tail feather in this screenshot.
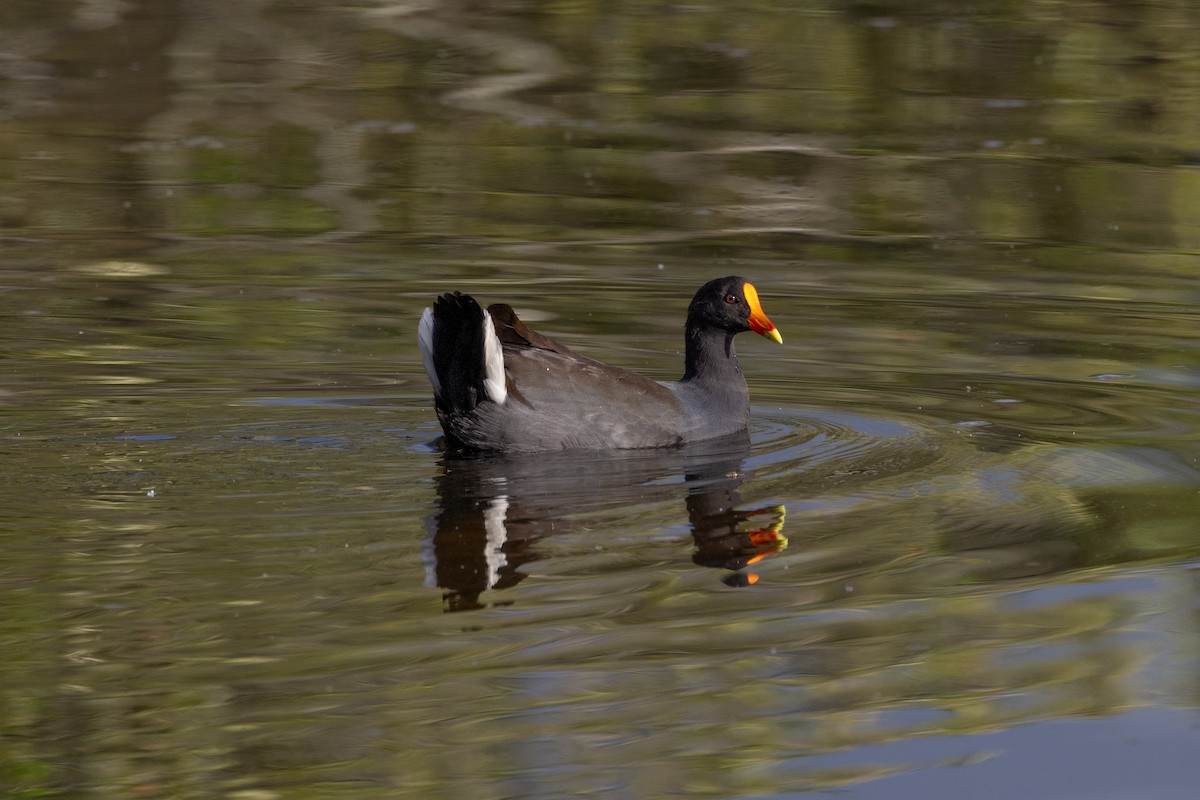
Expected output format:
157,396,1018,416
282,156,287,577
431,292,488,415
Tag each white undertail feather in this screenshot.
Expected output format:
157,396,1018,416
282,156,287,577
417,307,440,395
481,311,508,405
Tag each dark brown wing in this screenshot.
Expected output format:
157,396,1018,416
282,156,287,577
487,303,578,356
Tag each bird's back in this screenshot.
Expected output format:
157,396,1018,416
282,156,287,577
476,343,686,451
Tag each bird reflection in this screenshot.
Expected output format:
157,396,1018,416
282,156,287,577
422,435,786,611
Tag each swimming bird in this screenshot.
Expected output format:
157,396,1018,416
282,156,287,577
418,276,782,452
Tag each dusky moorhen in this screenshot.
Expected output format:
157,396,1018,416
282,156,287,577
418,276,781,452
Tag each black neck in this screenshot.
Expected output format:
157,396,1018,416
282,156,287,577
682,322,741,384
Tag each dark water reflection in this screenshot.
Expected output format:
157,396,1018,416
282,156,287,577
426,435,789,611
5,0,1200,797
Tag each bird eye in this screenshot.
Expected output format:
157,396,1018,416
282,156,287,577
723,293,737,304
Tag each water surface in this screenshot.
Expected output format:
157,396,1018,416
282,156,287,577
3,2,1200,798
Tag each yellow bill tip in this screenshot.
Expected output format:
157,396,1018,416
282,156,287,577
743,281,783,344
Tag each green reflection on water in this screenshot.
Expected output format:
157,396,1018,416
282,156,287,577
4,1,1200,246
3,0,1200,797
